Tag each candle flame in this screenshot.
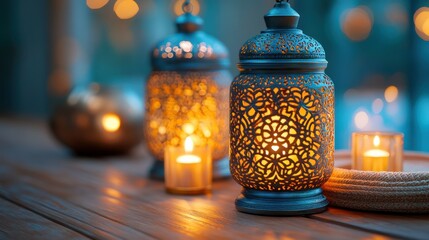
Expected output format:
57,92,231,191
373,135,380,147
184,136,194,153
102,113,121,132
182,123,195,134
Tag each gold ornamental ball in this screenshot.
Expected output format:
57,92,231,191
50,84,143,156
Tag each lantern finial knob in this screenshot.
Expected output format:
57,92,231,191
176,13,203,33
265,0,300,29
182,0,193,13
175,0,203,33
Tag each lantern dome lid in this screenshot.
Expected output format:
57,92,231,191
238,0,327,71
151,13,230,71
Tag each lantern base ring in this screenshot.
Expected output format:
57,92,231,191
235,188,328,216
149,156,231,181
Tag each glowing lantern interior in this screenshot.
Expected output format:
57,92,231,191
230,75,334,191
144,71,230,162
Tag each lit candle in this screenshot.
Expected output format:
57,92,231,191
175,137,203,188
352,132,403,172
164,136,212,194
363,136,390,171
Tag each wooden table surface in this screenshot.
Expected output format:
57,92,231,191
1,118,429,240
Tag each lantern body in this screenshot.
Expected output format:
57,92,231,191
145,70,230,161
230,1,334,215
144,13,231,179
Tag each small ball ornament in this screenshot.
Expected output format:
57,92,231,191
50,84,143,156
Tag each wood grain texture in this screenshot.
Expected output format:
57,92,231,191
0,150,386,240
312,208,429,240
0,177,155,240
1,118,427,239
0,198,88,240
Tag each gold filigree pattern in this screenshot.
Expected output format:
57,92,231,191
230,74,334,191
144,70,231,161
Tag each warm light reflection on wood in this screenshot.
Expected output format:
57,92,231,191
105,188,122,198
109,176,122,186
105,197,121,205
106,171,124,186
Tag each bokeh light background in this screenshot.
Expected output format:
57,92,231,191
1,0,429,151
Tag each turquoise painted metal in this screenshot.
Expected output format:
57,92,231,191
230,0,335,216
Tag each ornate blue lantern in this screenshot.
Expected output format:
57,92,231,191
230,0,335,215
144,1,232,180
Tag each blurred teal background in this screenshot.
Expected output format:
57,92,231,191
1,0,429,152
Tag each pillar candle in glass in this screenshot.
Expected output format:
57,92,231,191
352,132,403,172
165,136,212,194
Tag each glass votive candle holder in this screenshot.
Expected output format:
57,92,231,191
165,136,212,195
352,132,403,172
